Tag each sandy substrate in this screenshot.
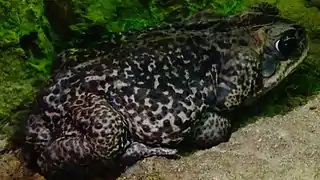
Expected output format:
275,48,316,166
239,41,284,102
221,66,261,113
0,94,319,180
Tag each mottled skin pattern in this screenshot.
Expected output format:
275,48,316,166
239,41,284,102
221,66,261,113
23,3,309,178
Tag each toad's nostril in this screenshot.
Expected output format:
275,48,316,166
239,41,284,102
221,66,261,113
294,26,306,39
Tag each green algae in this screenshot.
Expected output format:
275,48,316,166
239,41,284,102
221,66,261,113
0,0,53,139
0,49,42,137
0,0,319,143
0,0,54,72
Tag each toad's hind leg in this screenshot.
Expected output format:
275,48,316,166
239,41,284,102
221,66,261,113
36,92,130,177
187,111,232,149
36,92,178,177
24,114,53,167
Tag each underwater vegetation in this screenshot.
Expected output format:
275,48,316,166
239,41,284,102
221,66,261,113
0,0,319,150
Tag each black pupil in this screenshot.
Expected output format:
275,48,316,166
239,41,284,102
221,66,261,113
278,35,298,57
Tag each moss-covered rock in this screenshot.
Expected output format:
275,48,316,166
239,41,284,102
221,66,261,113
0,0,54,141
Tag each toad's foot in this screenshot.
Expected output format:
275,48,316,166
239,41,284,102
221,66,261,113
120,141,180,166
187,110,232,149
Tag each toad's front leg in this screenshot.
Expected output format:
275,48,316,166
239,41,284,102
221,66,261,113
214,49,261,111
186,109,232,149
37,92,179,177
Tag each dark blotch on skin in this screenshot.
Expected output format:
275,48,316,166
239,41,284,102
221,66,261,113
137,88,148,98
195,92,202,99
150,117,156,122
99,80,106,88
161,106,168,115
156,114,163,120
48,95,55,102
160,96,170,104
217,40,232,49
147,111,153,117
89,80,99,90
100,131,106,137
174,117,183,126
94,123,103,129
138,99,145,105
162,119,173,133
80,111,86,117
115,97,122,104
52,88,60,95
121,86,134,95
75,99,83,105
40,133,48,140
172,101,179,108
52,115,60,122
60,94,68,102
151,103,159,111
142,125,151,133
183,99,192,106
60,80,70,89
125,103,134,110
238,39,249,46
97,139,104,144
163,119,171,127
137,106,144,113
87,109,93,115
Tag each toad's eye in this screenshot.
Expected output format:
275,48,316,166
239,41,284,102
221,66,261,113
275,35,298,58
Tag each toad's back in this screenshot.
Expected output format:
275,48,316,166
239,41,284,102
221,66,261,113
48,28,231,146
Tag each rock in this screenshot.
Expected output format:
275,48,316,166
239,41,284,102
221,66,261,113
0,138,8,152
